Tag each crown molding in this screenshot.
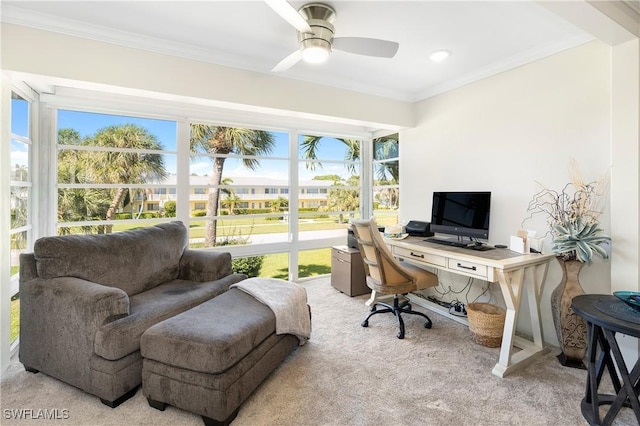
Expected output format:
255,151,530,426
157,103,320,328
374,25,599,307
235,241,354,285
414,33,594,102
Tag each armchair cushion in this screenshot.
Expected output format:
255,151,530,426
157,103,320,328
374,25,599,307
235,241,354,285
94,274,244,360
33,222,187,296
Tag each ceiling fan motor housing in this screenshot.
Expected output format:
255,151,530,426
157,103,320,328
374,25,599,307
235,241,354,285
297,3,336,52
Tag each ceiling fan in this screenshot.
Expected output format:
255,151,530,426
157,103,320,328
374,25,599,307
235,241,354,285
265,0,399,72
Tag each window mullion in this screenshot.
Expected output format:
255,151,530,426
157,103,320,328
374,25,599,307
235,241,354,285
289,130,299,282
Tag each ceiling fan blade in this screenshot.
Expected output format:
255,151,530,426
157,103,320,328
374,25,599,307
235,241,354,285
272,49,303,72
333,37,399,58
265,0,312,33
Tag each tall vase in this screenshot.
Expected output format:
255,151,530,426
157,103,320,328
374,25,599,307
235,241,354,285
550,257,587,369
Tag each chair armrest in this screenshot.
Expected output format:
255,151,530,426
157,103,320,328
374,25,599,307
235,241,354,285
19,276,130,382
179,249,234,282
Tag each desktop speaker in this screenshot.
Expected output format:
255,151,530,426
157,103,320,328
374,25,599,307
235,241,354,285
406,220,434,237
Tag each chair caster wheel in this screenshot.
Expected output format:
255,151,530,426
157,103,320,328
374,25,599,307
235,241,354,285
361,320,369,327
424,321,432,329
397,332,405,339
369,306,376,312
406,304,412,310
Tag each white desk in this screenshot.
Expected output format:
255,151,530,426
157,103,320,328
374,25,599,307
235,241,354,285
377,237,554,378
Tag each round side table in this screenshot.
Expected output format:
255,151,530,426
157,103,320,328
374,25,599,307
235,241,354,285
572,294,640,426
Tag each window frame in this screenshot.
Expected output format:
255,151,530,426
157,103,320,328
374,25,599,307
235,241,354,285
5,83,38,360
26,91,376,283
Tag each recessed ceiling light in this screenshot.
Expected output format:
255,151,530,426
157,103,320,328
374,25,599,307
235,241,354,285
430,50,451,62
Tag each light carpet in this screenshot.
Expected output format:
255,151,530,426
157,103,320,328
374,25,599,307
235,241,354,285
1,276,635,425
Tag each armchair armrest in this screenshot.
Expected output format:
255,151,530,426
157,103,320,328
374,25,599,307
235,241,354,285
179,249,233,282
19,276,129,390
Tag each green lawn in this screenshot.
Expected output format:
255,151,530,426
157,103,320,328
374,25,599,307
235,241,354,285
10,297,19,342
259,248,331,279
112,217,350,238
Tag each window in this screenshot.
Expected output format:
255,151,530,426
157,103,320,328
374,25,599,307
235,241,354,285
56,110,177,232
189,124,289,248
372,134,399,227
298,134,362,240
18,90,376,289
9,91,33,348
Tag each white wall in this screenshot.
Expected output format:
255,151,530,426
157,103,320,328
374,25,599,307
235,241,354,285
400,41,612,346
611,38,640,363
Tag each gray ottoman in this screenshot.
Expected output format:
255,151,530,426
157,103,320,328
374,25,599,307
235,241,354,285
140,288,303,425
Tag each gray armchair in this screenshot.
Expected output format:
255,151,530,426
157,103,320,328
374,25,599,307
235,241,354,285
19,221,246,407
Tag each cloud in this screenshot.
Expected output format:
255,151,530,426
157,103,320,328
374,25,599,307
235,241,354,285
10,151,28,168
190,160,213,176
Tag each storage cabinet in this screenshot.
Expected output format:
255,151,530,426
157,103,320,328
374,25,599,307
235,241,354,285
331,245,369,296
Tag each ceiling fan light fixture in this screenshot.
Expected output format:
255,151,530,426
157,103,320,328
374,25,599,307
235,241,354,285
302,45,330,63
300,38,332,63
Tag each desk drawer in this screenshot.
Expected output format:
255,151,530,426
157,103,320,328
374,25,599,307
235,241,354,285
332,247,352,263
447,258,488,278
393,246,446,268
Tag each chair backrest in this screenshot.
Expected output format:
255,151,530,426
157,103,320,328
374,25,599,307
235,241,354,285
350,219,417,295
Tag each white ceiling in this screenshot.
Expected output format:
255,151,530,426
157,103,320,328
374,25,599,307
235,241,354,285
1,1,597,102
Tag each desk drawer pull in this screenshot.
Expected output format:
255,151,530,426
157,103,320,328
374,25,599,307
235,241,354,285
410,252,425,259
457,263,477,271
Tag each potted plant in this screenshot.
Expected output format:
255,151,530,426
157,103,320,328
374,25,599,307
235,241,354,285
523,160,610,368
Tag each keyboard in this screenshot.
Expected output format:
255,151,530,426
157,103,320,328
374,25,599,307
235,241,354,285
425,238,470,248
425,238,495,251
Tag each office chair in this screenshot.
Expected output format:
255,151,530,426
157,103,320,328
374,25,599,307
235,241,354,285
351,218,438,339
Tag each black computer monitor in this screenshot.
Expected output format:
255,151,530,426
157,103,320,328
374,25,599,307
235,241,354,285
430,191,491,240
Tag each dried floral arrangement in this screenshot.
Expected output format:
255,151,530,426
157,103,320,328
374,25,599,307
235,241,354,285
522,160,611,264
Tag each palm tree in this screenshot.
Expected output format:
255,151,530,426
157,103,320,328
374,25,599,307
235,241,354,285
300,136,362,220
190,125,274,246
90,124,168,232
372,136,399,211
222,192,242,214
300,136,360,173
324,176,360,223
373,135,399,182
271,196,289,213
57,128,110,234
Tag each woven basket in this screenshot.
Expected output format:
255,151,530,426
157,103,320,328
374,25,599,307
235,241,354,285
467,303,506,348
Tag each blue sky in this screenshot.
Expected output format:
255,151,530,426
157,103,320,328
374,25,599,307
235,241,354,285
53,110,357,181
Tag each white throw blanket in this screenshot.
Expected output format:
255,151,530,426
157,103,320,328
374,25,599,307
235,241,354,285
231,277,311,345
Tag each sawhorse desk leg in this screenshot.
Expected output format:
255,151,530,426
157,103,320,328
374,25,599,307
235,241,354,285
492,262,550,378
